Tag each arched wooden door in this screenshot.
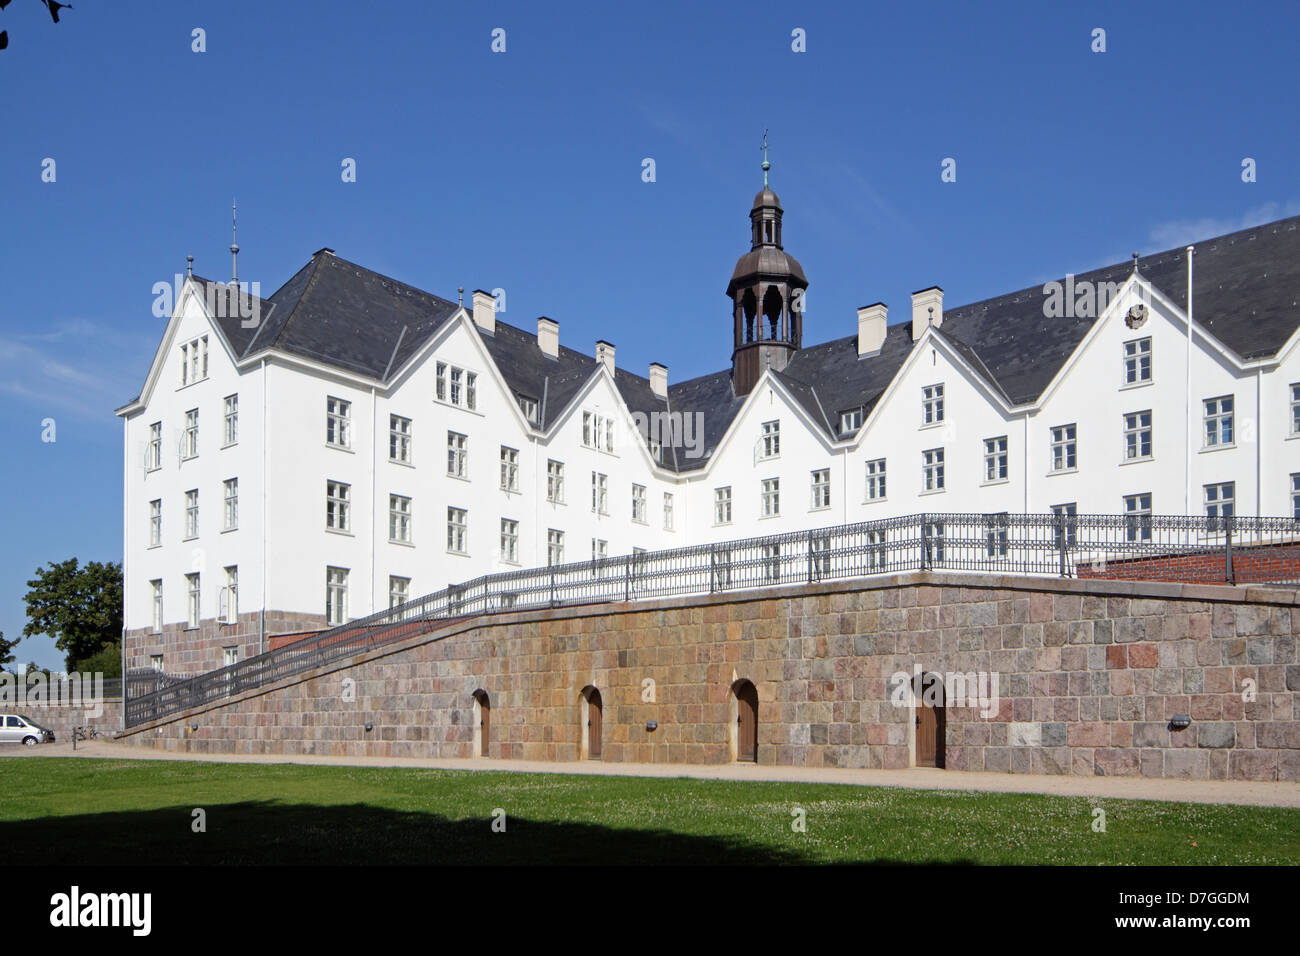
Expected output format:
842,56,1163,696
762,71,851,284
914,672,946,768
584,687,603,759
472,690,490,757
734,679,758,762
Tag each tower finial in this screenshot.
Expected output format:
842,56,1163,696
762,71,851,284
186,255,193,277
760,129,771,187
230,199,239,286
1131,251,1140,275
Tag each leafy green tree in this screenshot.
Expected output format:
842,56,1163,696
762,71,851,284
23,559,123,672
76,643,122,678
0,630,17,672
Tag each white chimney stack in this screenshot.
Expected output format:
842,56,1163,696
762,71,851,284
537,317,559,359
857,303,887,356
595,340,615,375
649,363,668,398
471,289,495,335
911,287,944,341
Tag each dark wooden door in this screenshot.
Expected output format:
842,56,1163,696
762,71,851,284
736,681,758,762
587,689,602,759
915,676,945,768
478,693,490,757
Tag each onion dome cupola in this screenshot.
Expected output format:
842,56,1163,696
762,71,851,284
727,135,808,396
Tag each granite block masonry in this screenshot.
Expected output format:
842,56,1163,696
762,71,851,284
116,571,1300,782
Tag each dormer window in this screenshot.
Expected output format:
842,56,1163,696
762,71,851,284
179,335,208,386
517,394,539,423
840,407,864,434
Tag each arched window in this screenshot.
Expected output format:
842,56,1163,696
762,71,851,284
580,685,603,759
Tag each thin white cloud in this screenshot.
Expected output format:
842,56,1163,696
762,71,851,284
0,318,147,421
1148,201,1300,251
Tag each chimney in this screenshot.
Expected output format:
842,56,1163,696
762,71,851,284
471,289,495,335
537,317,559,359
649,363,668,398
595,340,615,375
857,303,887,356
911,287,944,341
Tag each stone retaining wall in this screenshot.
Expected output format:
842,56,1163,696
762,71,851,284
116,572,1300,781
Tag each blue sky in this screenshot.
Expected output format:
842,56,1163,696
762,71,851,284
2,0,1297,668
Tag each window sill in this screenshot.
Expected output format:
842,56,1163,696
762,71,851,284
145,466,161,474
389,458,415,468
389,539,415,548
920,488,946,496
1119,380,1153,391
147,543,162,550
863,497,887,505
434,398,483,417
809,505,831,513
547,498,566,507
180,455,198,463
713,521,732,528
447,549,470,557
759,513,781,520
500,486,521,495
326,443,355,454
220,442,237,450
221,526,237,534
1119,456,1154,466
919,421,946,431
325,527,355,537
981,478,1009,487
632,518,648,526
1047,467,1078,477
182,535,198,543
447,473,470,482
1199,443,1236,454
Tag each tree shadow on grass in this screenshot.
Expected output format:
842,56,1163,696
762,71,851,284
2,801,850,865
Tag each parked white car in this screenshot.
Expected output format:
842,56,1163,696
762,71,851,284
0,714,54,746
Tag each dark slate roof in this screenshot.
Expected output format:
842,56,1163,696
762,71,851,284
477,319,599,430
664,369,746,473
189,277,279,357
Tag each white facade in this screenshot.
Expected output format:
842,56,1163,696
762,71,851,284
119,259,1300,674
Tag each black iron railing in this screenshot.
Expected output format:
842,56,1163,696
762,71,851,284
124,512,1300,727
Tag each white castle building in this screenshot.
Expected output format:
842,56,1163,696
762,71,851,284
117,176,1300,675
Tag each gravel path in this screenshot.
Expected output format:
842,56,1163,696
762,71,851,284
9,740,1299,808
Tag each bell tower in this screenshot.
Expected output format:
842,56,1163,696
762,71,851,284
727,134,808,396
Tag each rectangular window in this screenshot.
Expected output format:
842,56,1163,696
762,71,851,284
663,493,674,531
1052,502,1078,548
389,415,411,463
592,472,608,515
762,543,781,583
518,395,539,423
547,459,565,503
810,535,831,578
500,518,519,563
865,458,886,500
223,394,238,446
922,384,945,425
714,486,732,525
592,538,608,561
1204,481,1235,529
922,448,945,492
1124,493,1153,542
447,507,468,554
761,478,780,517
866,529,887,571
326,396,351,448
760,420,780,459
326,480,351,531
450,367,463,407
389,494,412,543
710,548,732,589
547,529,564,566
151,654,164,673
447,431,468,478
1050,424,1077,472
632,484,647,523
1124,410,1152,460
389,575,410,609
1293,474,1300,520
467,372,477,411
183,409,199,459
179,335,208,386
1124,338,1152,385
984,513,1009,558
184,489,199,539
223,647,238,667
582,411,616,451
326,567,348,625
186,572,200,628
149,499,162,547
147,422,162,471
983,436,1008,483
223,478,238,531
810,469,830,510
839,407,864,434
436,362,447,401
1291,385,1300,436
923,521,945,564
1203,396,1234,448
500,446,519,492
150,580,162,633
223,566,238,624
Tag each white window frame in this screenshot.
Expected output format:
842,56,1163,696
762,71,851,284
500,518,519,564
148,499,162,547
447,431,468,479
185,572,200,629
1124,410,1152,461
983,436,1008,484
761,478,780,518
663,492,674,531
1050,424,1077,473
1123,337,1152,386
922,383,945,426
714,486,732,525
759,420,780,460
1203,481,1235,525
184,489,199,539
1203,396,1235,449
447,507,468,554
1124,493,1153,542
810,469,830,510
326,567,349,625
922,448,945,493
326,396,351,449
150,580,163,633
500,446,520,492
389,494,412,543
631,484,647,523
592,472,608,515
547,459,565,504
182,409,199,460
389,415,412,464
326,480,351,532
147,422,162,471
547,529,564,566
389,575,410,609
222,394,238,447
865,458,886,501
223,478,238,531
222,566,238,624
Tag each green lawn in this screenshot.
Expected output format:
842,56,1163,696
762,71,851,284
0,758,1296,864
